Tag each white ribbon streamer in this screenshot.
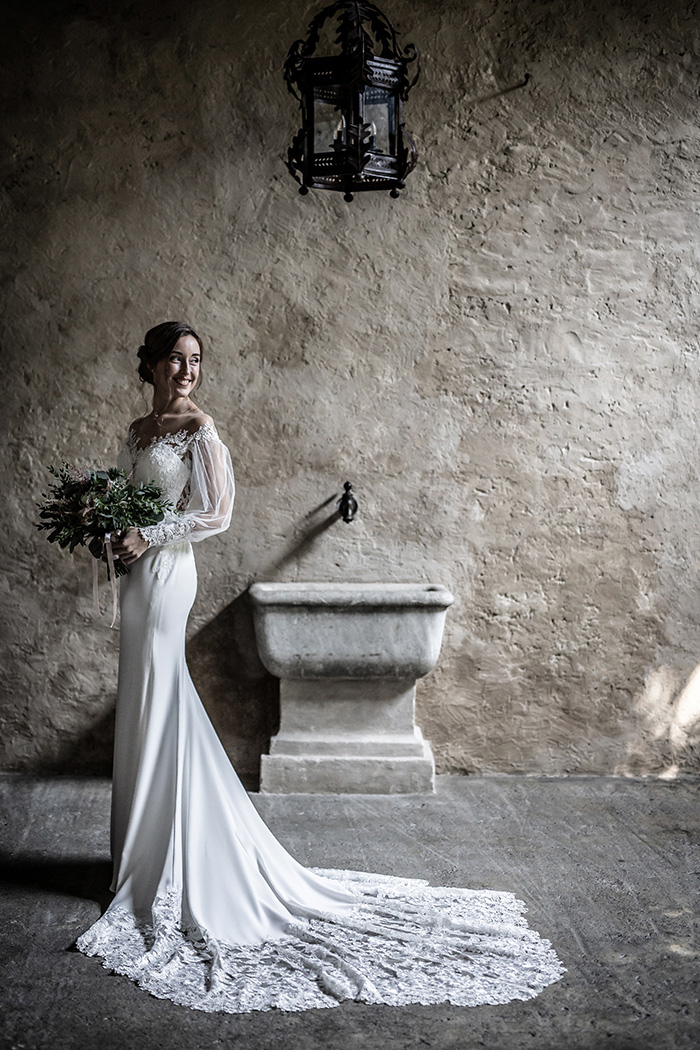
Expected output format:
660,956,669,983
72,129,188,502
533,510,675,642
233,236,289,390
92,554,100,617
104,533,119,629
93,533,119,629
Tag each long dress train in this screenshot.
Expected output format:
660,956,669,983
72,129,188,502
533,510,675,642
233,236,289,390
76,422,564,1012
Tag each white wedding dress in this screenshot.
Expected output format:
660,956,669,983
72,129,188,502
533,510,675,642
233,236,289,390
76,421,564,1013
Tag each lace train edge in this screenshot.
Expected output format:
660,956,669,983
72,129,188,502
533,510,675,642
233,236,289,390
76,869,566,1014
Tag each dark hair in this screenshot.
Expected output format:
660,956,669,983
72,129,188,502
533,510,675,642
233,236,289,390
137,321,204,386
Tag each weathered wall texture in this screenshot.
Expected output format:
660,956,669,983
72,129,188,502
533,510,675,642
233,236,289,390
2,0,700,781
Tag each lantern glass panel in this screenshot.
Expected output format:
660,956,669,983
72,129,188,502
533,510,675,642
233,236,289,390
314,96,344,154
363,86,395,155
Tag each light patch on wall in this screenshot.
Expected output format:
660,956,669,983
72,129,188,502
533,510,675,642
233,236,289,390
617,663,700,777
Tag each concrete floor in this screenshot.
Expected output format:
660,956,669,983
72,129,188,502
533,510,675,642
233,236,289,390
0,775,697,1050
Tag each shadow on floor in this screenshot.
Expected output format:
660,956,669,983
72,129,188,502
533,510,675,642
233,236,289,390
0,853,113,913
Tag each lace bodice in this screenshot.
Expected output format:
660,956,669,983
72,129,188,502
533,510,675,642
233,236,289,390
117,422,234,549
119,428,193,508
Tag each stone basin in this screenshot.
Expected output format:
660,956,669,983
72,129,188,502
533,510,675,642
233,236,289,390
249,582,453,679
249,582,454,794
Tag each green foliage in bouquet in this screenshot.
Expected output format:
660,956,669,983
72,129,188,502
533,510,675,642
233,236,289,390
36,465,172,577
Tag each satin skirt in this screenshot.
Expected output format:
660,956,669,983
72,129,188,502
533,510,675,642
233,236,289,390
109,543,355,944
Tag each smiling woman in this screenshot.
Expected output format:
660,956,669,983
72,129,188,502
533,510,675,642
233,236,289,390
75,320,564,1013
135,320,205,439
110,322,213,567
155,336,201,399
137,321,203,389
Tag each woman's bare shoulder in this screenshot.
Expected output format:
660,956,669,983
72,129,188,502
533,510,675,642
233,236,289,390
185,411,215,435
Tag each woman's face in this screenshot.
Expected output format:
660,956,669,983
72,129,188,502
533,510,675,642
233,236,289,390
152,335,201,400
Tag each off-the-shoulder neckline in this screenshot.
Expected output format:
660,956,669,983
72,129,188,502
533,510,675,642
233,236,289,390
127,420,218,454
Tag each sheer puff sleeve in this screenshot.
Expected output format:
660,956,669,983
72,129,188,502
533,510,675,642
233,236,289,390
138,424,235,549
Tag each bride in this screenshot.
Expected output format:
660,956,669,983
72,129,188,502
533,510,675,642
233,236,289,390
76,321,564,1013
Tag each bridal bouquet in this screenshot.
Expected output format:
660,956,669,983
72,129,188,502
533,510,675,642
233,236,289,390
35,464,171,579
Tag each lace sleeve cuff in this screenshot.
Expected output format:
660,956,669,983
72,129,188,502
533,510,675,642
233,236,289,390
138,517,194,549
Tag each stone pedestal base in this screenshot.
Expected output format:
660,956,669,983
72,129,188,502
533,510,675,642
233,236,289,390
260,678,435,794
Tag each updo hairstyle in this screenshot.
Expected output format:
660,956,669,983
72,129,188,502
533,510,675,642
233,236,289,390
137,321,203,386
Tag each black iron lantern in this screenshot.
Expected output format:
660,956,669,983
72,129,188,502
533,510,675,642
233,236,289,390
283,1,420,201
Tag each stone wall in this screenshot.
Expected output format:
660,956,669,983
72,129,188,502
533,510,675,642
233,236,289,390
2,0,699,781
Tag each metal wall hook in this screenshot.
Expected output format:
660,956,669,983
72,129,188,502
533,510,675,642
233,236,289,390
337,481,358,523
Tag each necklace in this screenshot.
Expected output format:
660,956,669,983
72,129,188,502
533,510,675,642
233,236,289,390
152,400,192,427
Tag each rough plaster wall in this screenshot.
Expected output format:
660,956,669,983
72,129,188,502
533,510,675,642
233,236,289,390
2,0,700,780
